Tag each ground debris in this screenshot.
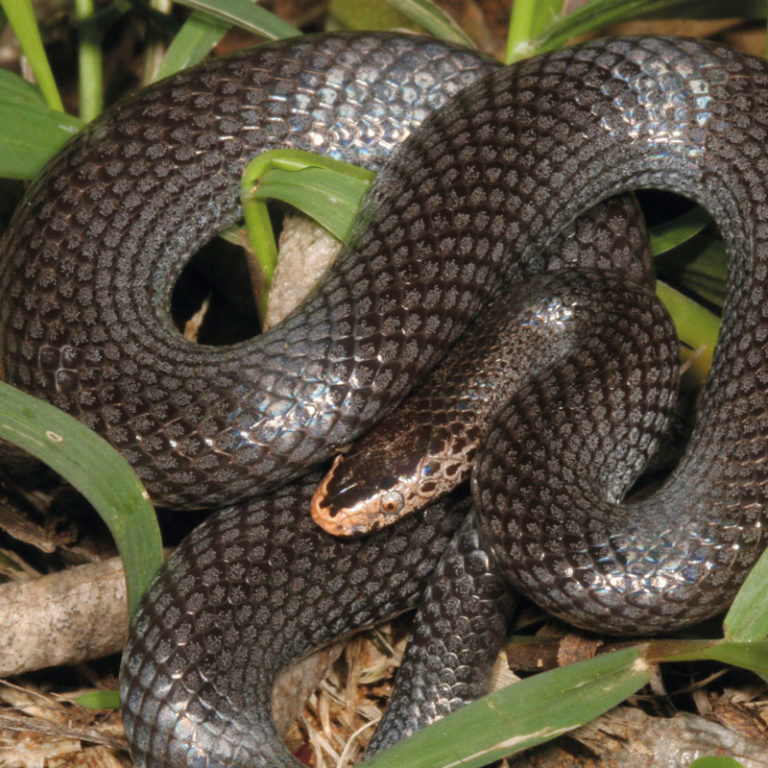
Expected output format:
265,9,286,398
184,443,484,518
0,680,128,768
507,705,768,768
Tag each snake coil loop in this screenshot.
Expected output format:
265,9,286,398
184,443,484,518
2,32,767,768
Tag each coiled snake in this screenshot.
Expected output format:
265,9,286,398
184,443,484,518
2,31,767,768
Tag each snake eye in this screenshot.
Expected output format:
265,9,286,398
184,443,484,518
379,490,404,517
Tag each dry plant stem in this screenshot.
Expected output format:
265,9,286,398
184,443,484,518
0,550,343,740
264,212,344,329
0,557,128,677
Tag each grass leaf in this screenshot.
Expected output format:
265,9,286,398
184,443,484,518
689,758,747,768
506,0,563,63
0,0,64,111
75,690,121,710
724,540,768,641
0,77,83,178
172,0,299,39
363,647,650,768
240,149,374,319
387,0,476,47
75,0,104,122
649,638,768,678
536,0,766,54
327,0,416,31
649,206,712,256
0,381,163,617
654,280,719,385
154,10,231,80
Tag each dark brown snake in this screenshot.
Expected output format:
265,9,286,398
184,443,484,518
2,31,768,768
309,195,658,536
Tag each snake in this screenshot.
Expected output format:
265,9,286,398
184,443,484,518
308,198,658,536
2,29,768,768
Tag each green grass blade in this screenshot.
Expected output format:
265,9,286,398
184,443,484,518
702,642,768,676
506,0,562,63
250,167,369,240
649,206,712,256
724,541,768,641
364,647,649,768
249,163,373,243
75,0,103,122
690,758,747,768
671,239,726,304
387,0,476,47
0,381,163,617
328,0,414,30
75,690,121,710
536,0,766,54
649,638,768,678
675,271,725,309
0,66,46,104
363,635,767,768
154,10,230,80
655,280,719,385
172,0,299,39
241,149,374,320
1,0,64,111
0,72,83,178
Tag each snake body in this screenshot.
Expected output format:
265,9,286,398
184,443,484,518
3,30,768,768
0,34,498,509
310,194,655,536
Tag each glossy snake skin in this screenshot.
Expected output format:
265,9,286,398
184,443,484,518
309,199,656,536
2,31,768,768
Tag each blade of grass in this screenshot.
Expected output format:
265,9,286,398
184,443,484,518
74,0,103,121
0,67,50,104
387,0,476,47
143,0,173,85
1,0,64,112
724,539,768,641
648,638,768,677
247,163,374,243
328,0,414,31
671,239,725,301
0,381,163,617
249,167,370,239
535,0,766,54
675,271,725,309
153,10,230,80
172,0,299,39
649,206,712,256
364,646,650,768
506,0,562,63
0,75,83,178
365,635,765,768
240,149,375,320
655,280,719,385
75,690,121,710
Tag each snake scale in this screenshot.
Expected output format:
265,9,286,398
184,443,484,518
2,30,768,768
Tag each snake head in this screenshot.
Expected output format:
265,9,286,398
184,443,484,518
311,453,409,537
310,413,476,537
